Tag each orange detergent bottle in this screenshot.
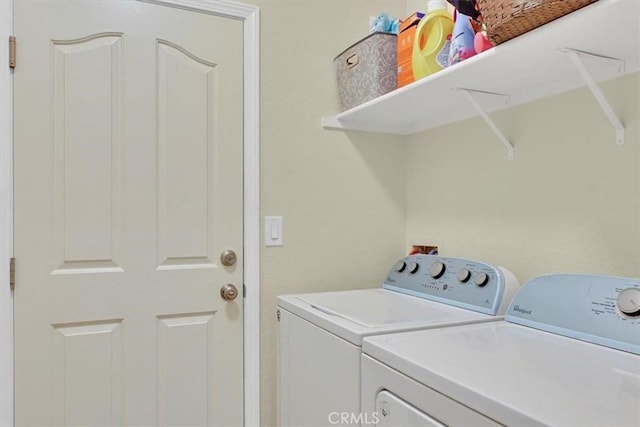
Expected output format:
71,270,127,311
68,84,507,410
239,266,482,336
412,0,454,80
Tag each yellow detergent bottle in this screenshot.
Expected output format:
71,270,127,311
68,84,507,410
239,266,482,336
412,0,454,80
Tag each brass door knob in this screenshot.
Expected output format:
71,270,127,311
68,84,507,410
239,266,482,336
220,283,239,301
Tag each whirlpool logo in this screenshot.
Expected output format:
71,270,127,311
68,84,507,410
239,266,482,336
512,305,532,315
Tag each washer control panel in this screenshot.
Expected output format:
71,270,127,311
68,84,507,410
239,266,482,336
505,274,640,355
383,255,518,316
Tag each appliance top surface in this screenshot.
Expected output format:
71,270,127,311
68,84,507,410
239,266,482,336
294,288,488,327
363,320,640,426
277,288,492,345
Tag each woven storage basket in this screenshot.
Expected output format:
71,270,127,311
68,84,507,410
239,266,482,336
478,0,597,45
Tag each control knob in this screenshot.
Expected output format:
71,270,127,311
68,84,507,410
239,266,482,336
617,287,640,317
429,262,446,279
457,269,471,283
408,262,420,274
395,260,407,273
474,272,489,287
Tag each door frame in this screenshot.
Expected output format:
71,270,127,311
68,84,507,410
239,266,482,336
0,0,261,425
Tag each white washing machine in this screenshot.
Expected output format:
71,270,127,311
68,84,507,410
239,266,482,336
277,254,520,427
362,273,640,426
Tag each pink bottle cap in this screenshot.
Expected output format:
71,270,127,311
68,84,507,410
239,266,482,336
474,31,493,53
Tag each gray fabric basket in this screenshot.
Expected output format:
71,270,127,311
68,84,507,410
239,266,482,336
334,32,397,112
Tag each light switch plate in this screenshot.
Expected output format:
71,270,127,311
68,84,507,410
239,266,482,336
264,216,283,247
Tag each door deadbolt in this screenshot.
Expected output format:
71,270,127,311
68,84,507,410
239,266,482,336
220,249,237,266
221,283,239,301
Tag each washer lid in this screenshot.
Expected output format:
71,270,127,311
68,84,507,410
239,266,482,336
363,321,640,427
297,288,486,327
277,288,491,345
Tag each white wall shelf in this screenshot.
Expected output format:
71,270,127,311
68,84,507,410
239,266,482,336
322,0,639,152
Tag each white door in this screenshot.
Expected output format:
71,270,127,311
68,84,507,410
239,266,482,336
14,0,244,425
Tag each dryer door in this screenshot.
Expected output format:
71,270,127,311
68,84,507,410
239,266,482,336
376,390,444,426
362,355,501,427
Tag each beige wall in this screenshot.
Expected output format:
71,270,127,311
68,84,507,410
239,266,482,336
246,0,639,423
244,1,409,425
406,72,640,283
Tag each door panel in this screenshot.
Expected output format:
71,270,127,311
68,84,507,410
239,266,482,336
157,312,216,425
14,1,244,425
157,40,218,268
52,33,124,273
53,320,124,426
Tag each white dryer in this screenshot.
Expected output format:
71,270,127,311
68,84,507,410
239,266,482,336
277,255,519,427
362,274,640,426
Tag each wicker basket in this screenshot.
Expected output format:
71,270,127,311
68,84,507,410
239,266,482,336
478,0,597,45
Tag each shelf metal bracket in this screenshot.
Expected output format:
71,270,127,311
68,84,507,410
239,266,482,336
457,88,514,160
561,48,625,145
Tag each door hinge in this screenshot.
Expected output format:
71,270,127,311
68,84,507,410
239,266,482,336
9,257,15,290
9,36,16,70
243,284,246,298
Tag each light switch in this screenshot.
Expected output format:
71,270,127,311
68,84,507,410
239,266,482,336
264,216,283,246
